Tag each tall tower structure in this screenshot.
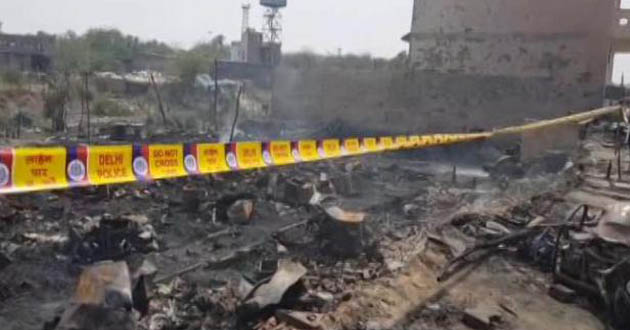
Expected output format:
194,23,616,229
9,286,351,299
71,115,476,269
260,0,287,43
241,3,251,34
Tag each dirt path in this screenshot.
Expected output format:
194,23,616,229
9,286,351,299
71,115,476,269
324,238,604,330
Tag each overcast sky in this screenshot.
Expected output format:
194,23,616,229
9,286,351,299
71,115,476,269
0,0,413,58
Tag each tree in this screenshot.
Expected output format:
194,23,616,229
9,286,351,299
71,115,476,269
82,29,135,72
49,31,91,133
282,50,320,70
389,50,408,69
171,35,229,87
54,31,91,74
174,51,207,87
43,74,71,132
190,35,229,60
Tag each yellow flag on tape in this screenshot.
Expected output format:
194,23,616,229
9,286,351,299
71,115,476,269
197,143,230,174
395,136,408,148
235,142,266,170
13,147,67,191
88,145,135,185
268,141,294,166
321,139,341,158
344,138,361,155
363,138,379,152
381,137,395,150
297,140,319,162
409,135,420,147
148,144,186,179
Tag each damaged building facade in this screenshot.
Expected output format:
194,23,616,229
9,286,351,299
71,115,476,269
273,0,630,133
404,0,630,101
0,32,54,72
404,0,616,82
397,0,630,130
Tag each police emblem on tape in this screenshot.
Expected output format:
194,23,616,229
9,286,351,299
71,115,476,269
262,150,273,165
292,148,301,162
184,154,197,172
67,159,86,182
133,156,149,176
317,146,326,158
0,163,9,187
226,151,238,169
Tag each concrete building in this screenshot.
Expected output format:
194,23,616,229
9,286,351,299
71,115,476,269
610,1,630,82
230,41,244,62
230,29,281,66
273,1,630,133
242,29,264,64
403,0,627,87
0,32,54,72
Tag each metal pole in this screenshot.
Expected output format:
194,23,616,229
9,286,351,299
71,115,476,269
229,84,243,142
16,111,21,139
85,72,91,143
214,60,219,133
269,65,275,115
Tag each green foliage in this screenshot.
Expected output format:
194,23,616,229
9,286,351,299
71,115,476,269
53,28,179,74
92,96,132,117
172,35,229,86
82,29,133,72
174,51,208,87
1,69,24,87
282,51,320,70
52,28,229,82
43,75,70,132
139,39,176,57
54,32,91,74
282,51,407,71
190,35,229,60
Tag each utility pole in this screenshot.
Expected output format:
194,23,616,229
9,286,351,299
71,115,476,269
84,72,91,143
214,60,219,133
229,84,244,142
16,111,21,139
150,72,168,127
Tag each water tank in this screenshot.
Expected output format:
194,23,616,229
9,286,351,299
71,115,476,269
260,0,287,8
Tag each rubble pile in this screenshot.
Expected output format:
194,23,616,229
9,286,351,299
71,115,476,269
426,128,630,330
2,127,627,330
0,154,424,329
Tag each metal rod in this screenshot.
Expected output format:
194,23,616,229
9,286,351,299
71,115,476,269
84,72,91,143
618,145,623,181
16,111,21,139
229,84,243,143
214,60,219,133
150,73,167,127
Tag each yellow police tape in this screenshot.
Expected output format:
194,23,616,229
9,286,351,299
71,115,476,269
0,106,620,194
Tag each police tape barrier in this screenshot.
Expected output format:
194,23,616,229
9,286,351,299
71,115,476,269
0,134,483,194
0,106,620,194
493,106,621,136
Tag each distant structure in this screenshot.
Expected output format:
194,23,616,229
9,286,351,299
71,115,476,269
242,3,251,34
0,30,54,72
229,0,286,66
260,0,286,44
230,4,251,62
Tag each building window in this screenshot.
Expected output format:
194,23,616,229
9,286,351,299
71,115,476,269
612,53,630,85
